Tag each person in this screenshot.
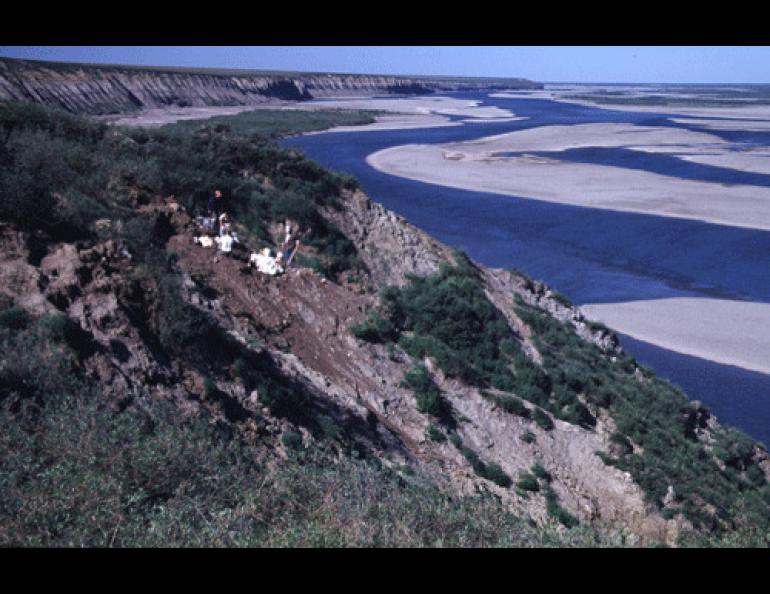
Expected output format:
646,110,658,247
194,235,215,248
215,230,238,255
194,213,215,233
219,212,232,237
286,239,301,268
283,220,292,250
208,189,223,215
249,248,284,276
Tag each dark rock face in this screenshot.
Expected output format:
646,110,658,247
0,58,543,115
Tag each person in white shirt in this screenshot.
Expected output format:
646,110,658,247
215,231,238,254
219,213,232,237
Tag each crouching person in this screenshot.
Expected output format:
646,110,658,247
194,235,215,248
249,248,285,276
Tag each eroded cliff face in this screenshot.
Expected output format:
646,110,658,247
3,183,731,545
0,58,542,115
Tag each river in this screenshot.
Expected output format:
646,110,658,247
281,91,770,446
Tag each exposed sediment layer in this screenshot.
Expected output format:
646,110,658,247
0,57,542,115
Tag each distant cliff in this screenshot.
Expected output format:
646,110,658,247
0,58,543,115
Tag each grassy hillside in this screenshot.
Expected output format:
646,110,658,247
352,259,770,539
1,100,768,547
0,100,607,546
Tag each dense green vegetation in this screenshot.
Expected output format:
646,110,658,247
514,299,770,538
0,370,620,547
0,100,366,279
162,108,382,139
352,251,770,541
351,255,591,428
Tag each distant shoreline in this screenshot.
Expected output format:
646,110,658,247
104,95,521,132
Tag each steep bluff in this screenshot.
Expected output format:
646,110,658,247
3,103,769,547
0,57,542,115
5,185,767,545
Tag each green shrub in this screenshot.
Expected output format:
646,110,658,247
531,463,552,483
482,463,512,488
0,309,85,403
517,471,540,492
0,307,30,331
451,435,511,488
544,486,579,528
551,291,573,307
282,431,303,450
426,424,446,443
316,414,341,441
495,394,530,418
521,431,536,444
402,364,449,420
202,377,216,399
350,311,397,343
533,408,554,431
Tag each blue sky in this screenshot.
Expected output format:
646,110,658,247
1,46,769,83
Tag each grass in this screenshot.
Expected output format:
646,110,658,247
514,299,770,538
0,100,364,280
351,250,770,541
162,108,382,139
0,382,617,547
352,256,592,427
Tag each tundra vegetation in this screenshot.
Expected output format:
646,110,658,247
1,100,769,547
353,253,770,543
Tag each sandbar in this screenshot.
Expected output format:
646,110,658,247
581,298,770,375
367,123,770,231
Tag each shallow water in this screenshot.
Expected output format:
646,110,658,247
282,92,770,446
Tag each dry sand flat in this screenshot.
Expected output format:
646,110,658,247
668,117,770,132
108,95,518,131
308,113,461,133
431,123,727,153
553,96,770,122
447,123,770,175
367,123,770,231
297,96,518,132
580,298,770,375
102,105,279,127
298,96,515,120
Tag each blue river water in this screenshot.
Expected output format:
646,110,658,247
281,92,770,446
